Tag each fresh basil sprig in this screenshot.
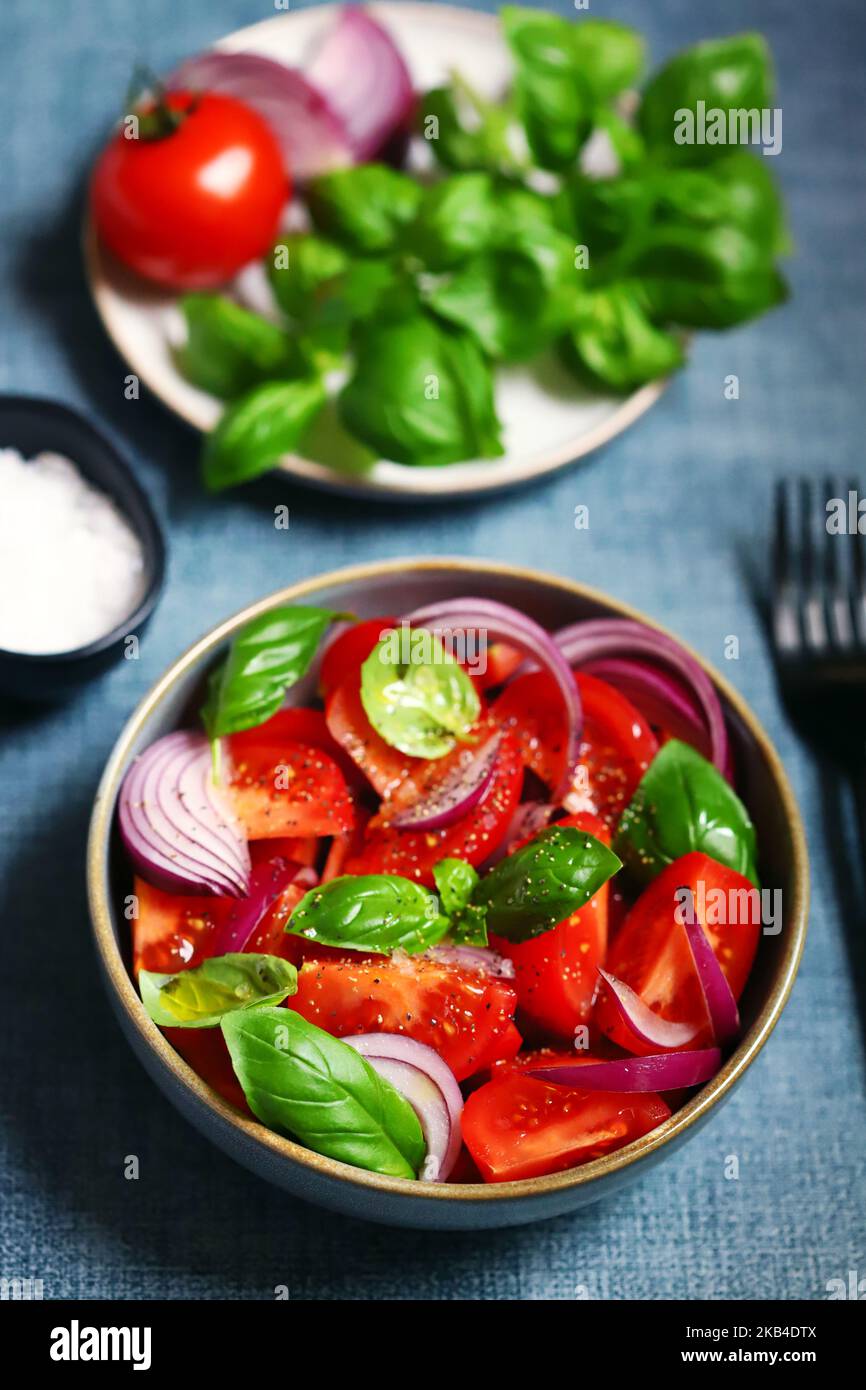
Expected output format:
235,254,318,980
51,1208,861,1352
221,1007,425,1179
615,738,759,887
433,858,488,946
471,825,622,942
140,953,297,1029
286,874,449,955
202,378,327,492
177,295,309,400
360,630,481,759
202,604,346,740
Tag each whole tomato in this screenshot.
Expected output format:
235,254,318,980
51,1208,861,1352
91,90,287,290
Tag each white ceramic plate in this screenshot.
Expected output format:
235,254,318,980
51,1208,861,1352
84,2,669,501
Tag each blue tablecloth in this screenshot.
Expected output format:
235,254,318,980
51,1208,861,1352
1,0,864,1301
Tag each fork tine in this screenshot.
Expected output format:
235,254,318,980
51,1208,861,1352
824,475,854,649
848,478,866,644
772,478,801,655
798,477,829,651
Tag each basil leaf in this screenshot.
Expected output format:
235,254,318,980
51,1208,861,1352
287,874,448,955
268,234,350,320
307,164,423,253
472,825,622,942
650,153,789,253
140,953,297,1029
433,858,479,916
177,295,309,400
419,82,516,175
638,33,774,165
615,739,759,887
203,604,343,738
405,173,498,270
502,8,643,170
564,284,684,390
202,378,327,492
338,312,503,465
635,266,788,330
360,632,481,759
425,224,583,362
221,1008,425,1179
433,858,488,946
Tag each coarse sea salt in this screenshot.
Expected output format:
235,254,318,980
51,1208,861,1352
0,448,147,655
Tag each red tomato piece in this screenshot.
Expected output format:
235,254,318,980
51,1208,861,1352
325,673,422,798
249,836,318,869
131,877,230,976
478,641,524,691
319,617,397,697
226,740,354,840
165,1027,250,1114
491,811,611,1041
91,92,287,290
594,852,761,1055
344,730,524,885
229,706,365,793
291,955,519,1081
462,1073,671,1182
493,671,657,828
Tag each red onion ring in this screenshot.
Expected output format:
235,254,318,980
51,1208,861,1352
553,619,729,776
119,732,250,897
170,51,352,179
426,945,516,979
406,598,582,802
386,733,501,831
306,7,415,162
343,1033,463,1181
678,887,741,1048
528,1048,723,1092
597,968,701,1050
207,857,316,957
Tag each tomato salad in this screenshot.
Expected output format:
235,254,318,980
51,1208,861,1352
119,597,762,1185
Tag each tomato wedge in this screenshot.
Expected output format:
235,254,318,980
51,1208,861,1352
319,617,396,697
343,730,523,885
226,740,354,840
593,852,760,1055
291,955,520,1081
326,673,422,798
491,811,611,1041
228,706,365,792
462,1073,671,1182
493,671,657,828
165,1026,250,1114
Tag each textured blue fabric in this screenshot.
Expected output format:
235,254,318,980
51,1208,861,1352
1,0,865,1301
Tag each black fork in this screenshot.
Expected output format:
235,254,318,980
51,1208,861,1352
771,476,866,853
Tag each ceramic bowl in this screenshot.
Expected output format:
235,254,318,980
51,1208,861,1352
0,395,165,701
86,559,809,1229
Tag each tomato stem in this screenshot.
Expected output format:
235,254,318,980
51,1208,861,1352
124,64,191,141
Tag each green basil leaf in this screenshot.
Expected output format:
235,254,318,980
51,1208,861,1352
636,265,788,329
564,283,684,390
338,312,503,465
419,82,516,174
307,164,423,253
203,604,343,738
433,858,479,916
651,152,790,255
615,738,759,887
202,378,327,492
360,631,481,758
626,222,773,285
221,1007,425,1178
502,8,643,170
268,233,350,320
287,874,448,955
638,33,774,165
404,173,498,270
472,825,622,942
426,224,584,362
177,295,308,399
140,953,297,1029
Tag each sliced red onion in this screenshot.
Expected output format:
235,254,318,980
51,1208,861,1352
343,1033,463,1182
481,800,555,869
406,598,582,802
597,969,701,1050
306,6,415,162
171,51,351,179
678,887,741,1048
426,945,516,979
528,1048,723,1092
119,732,250,897
387,733,500,831
207,858,317,956
554,619,729,776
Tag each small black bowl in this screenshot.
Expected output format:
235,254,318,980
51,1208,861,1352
0,396,166,701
